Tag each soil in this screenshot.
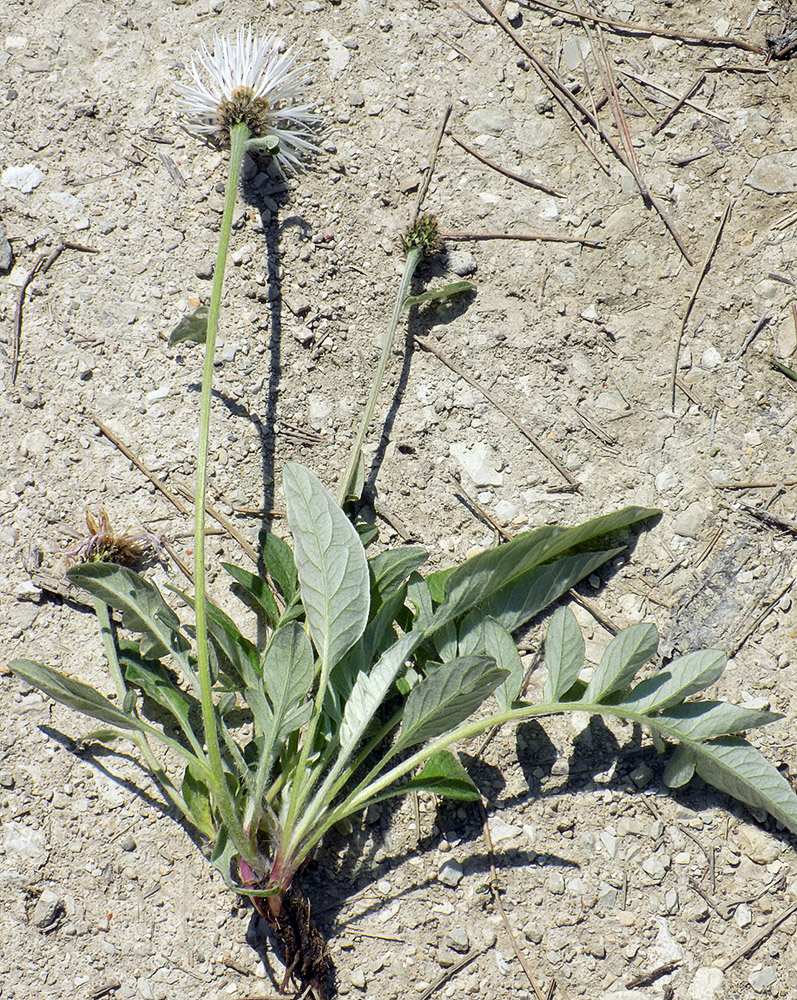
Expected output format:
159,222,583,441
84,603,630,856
2,1,797,998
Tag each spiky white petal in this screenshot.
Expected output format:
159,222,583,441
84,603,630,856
175,27,318,174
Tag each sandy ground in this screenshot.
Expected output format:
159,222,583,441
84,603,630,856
2,1,797,997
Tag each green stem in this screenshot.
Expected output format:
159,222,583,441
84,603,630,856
336,247,423,505
194,121,253,865
93,598,194,822
297,698,677,859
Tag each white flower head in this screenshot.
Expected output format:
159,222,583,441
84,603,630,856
175,26,318,174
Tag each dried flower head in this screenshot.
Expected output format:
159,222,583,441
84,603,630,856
175,26,317,173
401,214,441,258
66,509,162,568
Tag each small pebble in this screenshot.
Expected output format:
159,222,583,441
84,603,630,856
120,835,137,852
438,859,463,887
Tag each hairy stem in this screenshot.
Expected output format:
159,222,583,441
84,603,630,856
193,120,253,864
336,246,423,505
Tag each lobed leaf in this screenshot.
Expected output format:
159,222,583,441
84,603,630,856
584,622,659,703
621,649,727,714
393,655,508,753
692,737,797,835
169,305,209,346
542,606,585,702
381,750,481,802
284,462,370,674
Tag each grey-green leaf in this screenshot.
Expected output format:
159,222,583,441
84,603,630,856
260,621,315,740
394,655,508,753
663,744,696,788
339,631,423,757
622,649,727,714
403,281,475,310
428,505,658,634
284,462,370,673
67,563,192,676
584,623,659,703
692,737,797,835
656,702,781,741
169,305,209,346
10,658,145,732
369,546,428,604
381,750,481,802
543,607,585,702
459,612,524,710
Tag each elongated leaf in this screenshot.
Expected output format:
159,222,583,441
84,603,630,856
67,563,191,670
407,573,434,633
369,546,428,605
182,764,216,838
327,586,409,721
120,645,204,757
543,607,585,702
403,281,475,310
663,744,696,788
222,562,280,627
584,623,659,703
622,649,727,714
284,462,370,673
429,505,658,634
259,531,298,602
339,631,423,757
172,588,259,689
394,656,508,753
260,621,315,740
459,612,524,710
478,547,623,635
433,619,458,662
11,658,146,732
691,737,797,835
379,750,481,803
656,702,781,741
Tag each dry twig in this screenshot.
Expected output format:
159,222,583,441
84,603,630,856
449,133,565,197
670,200,732,407
415,336,580,489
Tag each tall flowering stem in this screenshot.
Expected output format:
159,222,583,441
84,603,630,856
194,120,252,863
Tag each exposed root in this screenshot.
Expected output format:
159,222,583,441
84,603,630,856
260,879,331,999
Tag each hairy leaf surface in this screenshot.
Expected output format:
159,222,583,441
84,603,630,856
394,655,508,753
284,463,369,673
68,563,192,671
621,649,727,713
584,623,659,702
543,606,585,702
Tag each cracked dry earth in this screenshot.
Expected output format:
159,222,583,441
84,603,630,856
2,0,797,998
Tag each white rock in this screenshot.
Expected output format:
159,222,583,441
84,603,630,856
701,346,722,368
748,966,777,993
3,821,48,865
2,163,44,193
489,819,522,843
655,467,679,492
318,30,350,77
539,199,559,221
146,383,171,402
688,968,724,1000
450,440,503,486
746,151,797,194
